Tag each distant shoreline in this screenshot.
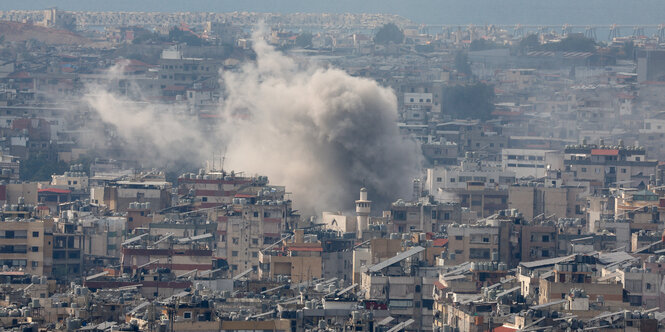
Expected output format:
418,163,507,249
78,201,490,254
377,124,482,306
1,0,665,26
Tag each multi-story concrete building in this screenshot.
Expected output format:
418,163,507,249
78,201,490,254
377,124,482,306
389,198,462,233
508,185,586,221
214,199,292,276
502,148,562,179
258,230,323,283
426,157,515,192
563,143,657,190
177,170,278,209
52,221,83,281
0,218,53,277
445,224,500,265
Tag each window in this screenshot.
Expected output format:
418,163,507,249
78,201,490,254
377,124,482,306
469,248,490,259
32,232,39,237
542,235,550,242
252,238,259,245
621,168,627,173
455,236,463,240
232,251,238,257
252,252,258,258
581,167,587,172
31,247,38,252
450,178,455,183
31,261,38,268
436,177,442,182
253,212,259,217
183,312,192,319
201,197,207,202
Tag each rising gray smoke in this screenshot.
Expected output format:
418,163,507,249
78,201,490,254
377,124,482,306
83,35,422,215
217,36,421,213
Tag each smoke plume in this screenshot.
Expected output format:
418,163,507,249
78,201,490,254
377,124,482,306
83,35,422,215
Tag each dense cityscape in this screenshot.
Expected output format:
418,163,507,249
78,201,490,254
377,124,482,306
0,4,663,332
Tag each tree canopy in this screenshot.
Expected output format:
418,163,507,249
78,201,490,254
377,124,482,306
518,33,596,53
295,32,313,48
469,38,501,51
374,23,404,45
168,27,207,46
442,83,495,120
454,51,472,77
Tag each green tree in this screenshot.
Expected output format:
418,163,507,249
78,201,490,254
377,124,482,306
517,34,540,54
374,23,404,45
469,39,499,51
442,83,495,120
295,32,313,48
543,34,596,52
20,154,69,181
168,27,207,46
454,51,472,77
622,41,635,60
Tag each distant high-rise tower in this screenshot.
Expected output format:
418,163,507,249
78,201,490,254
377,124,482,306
356,188,371,238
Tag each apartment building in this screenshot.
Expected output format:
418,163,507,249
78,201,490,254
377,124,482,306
389,199,461,233
563,143,657,190
0,219,53,276
214,199,292,276
258,230,323,283
501,148,562,179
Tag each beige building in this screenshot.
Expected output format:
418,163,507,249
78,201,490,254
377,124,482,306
213,200,291,277
509,185,585,221
446,224,500,265
258,230,322,283
0,219,54,276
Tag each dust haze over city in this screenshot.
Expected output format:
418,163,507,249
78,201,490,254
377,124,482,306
1,1,665,331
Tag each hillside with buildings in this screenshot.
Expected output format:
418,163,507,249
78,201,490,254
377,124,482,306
0,5,663,332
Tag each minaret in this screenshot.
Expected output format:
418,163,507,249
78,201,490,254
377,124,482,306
356,187,371,238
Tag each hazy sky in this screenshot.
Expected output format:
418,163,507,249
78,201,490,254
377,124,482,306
1,0,664,25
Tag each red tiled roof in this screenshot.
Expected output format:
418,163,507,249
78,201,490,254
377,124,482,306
434,280,446,290
591,149,619,156
432,238,448,247
493,326,518,332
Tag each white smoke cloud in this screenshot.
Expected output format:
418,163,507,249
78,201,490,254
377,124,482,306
82,61,214,169
83,35,422,215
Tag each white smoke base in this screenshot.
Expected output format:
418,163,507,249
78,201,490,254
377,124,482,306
82,37,422,215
